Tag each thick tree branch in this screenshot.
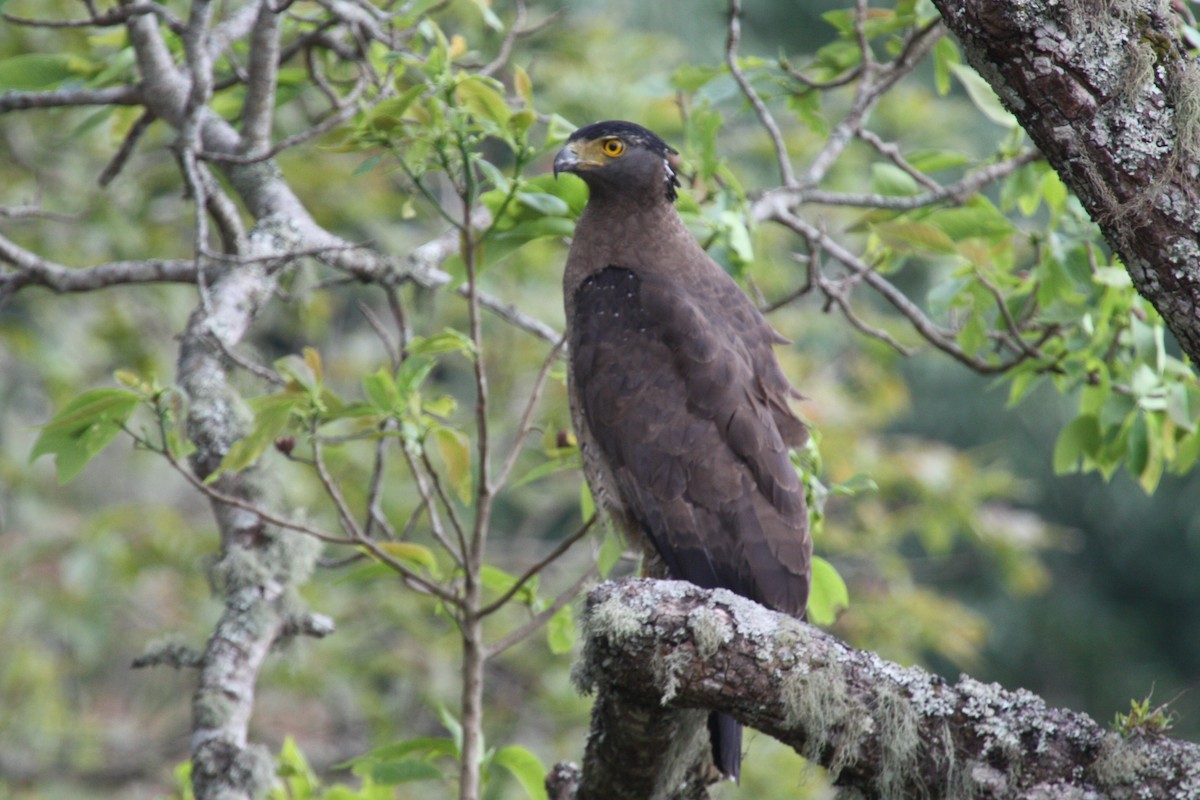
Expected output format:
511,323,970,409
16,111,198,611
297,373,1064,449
0,234,197,300
931,0,1200,364
176,220,319,800
549,579,1200,800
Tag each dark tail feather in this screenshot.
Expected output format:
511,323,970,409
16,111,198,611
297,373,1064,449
708,711,742,781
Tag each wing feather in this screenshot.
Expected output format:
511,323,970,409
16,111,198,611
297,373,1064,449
570,265,811,616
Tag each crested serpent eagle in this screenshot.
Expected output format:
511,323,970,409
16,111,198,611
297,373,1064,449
554,120,812,782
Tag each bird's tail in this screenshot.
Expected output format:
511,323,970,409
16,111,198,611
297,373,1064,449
708,711,742,782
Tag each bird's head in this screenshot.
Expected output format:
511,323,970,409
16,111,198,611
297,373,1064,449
553,120,681,204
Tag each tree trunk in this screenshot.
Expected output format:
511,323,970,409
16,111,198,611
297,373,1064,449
931,0,1200,363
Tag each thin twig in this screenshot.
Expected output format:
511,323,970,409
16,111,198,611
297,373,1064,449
399,444,465,568
485,564,598,660
99,110,157,187
3,2,182,30
479,515,595,617
358,300,401,370
727,0,795,187
857,128,942,191
421,449,470,563
778,211,1031,374
493,336,567,490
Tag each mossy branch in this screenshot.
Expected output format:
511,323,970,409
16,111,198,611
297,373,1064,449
548,579,1200,800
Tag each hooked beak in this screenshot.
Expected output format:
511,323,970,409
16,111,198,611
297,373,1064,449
553,142,582,179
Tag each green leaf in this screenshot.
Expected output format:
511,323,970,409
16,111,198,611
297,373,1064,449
1041,169,1068,214
208,393,297,481
476,157,512,194
513,65,533,105
596,523,623,576
927,200,1014,241
371,759,443,784
512,451,581,488
340,737,459,769
956,312,988,356
671,64,723,92
31,388,140,484
516,191,570,217
479,564,537,606
372,541,440,576
275,353,320,394
408,329,477,359
395,355,436,398
456,75,510,126
432,426,473,504
904,148,970,173
374,84,428,122
1167,383,1194,432
493,745,548,800
870,163,919,196
277,736,318,795
480,217,576,268
873,220,957,254
806,556,849,625
353,152,384,176
579,481,595,522
949,64,1017,128
1053,414,1101,474
436,705,464,755
0,53,98,91
546,604,576,655
1007,370,1043,408
932,36,959,96
363,368,400,413
467,0,504,30
1093,267,1132,288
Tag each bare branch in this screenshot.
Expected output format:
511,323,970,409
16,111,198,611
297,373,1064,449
0,235,197,301
0,85,142,113
726,0,795,187
479,515,594,618
493,336,568,490
98,110,157,187
486,563,598,660
857,128,941,191
799,18,944,187
751,150,1040,220
3,2,182,31
240,1,283,155
774,210,1031,374
399,443,465,569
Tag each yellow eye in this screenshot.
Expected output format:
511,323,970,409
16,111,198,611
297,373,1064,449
601,138,625,157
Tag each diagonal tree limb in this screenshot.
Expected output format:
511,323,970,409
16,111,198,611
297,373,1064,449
548,579,1200,800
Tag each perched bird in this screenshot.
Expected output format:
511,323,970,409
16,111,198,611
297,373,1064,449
554,120,812,781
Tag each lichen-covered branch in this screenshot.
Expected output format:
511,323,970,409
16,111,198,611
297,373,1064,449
548,579,1200,800
176,221,324,800
930,0,1200,364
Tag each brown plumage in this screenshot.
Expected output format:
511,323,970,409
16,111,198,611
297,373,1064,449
555,121,812,781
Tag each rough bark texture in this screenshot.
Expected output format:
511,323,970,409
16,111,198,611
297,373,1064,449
931,0,1200,364
122,10,339,799
547,579,1200,799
